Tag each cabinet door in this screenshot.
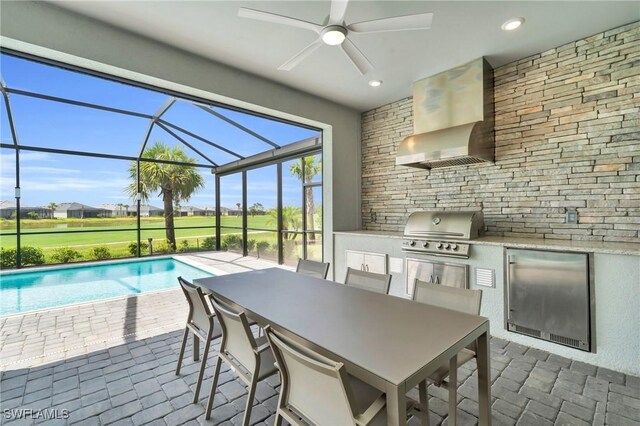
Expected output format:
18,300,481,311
345,251,366,271
364,253,387,274
406,259,434,296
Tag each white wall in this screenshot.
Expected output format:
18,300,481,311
0,1,363,266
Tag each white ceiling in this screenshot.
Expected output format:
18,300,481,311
51,1,640,112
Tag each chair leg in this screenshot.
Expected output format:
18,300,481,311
205,356,223,420
274,412,283,426
193,333,212,403
448,355,458,426
242,375,259,426
175,327,189,375
418,380,430,426
193,333,200,362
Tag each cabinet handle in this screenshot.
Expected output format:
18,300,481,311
429,275,434,283
361,263,365,271
434,275,440,284
365,264,369,272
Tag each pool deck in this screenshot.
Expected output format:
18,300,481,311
0,252,290,370
1,252,639,425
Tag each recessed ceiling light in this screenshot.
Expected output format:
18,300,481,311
368,80,382,87
501,18,524,31
321,26,347,45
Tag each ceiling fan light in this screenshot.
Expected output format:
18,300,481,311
321,26,347,45
501,18,524,31
368,80,382,87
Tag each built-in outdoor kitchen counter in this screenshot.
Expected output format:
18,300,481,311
333,230,640,376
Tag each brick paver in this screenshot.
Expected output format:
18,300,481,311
1,255,639,425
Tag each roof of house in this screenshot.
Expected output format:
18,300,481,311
140,204,163,211
56,202,103,211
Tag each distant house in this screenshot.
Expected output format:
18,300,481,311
140,204,164,217
0,200,50,219
176,205,206,217
54,202,107,219
98,204,129,217
200,206,216,217
220,207,231,216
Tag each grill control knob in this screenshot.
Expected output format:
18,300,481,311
437,243,444,249
451,244,458,251
445,243,451,250
409,241,416,247
422,242,429,248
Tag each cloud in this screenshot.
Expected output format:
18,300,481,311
20,177,130,192
20,166,80,175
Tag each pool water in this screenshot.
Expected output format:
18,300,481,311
0,258,213,316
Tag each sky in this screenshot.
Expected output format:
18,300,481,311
0,53,321,210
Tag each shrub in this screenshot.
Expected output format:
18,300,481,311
0,248,17,269
127,241,148,256
154,241,173,254
246,239,256,252
20,246,45,266
201,237,216,250
256,241,270,258
90,246,111,260
51,247,81,263
178,240,190,253
1,246,46,268
221,234,242,250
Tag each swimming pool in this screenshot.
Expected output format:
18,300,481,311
0,258,213,316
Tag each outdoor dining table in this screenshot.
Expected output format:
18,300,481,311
194,267,492,426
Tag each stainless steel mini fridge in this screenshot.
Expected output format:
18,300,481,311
505,248,593,352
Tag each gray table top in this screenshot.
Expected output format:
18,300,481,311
195,267,488,386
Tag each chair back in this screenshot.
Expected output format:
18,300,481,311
296,259,330,279
344,267,391,294
412,279,482,315
178,276,213,333
209,296,258,373
265,326,357,426
413,279,482,352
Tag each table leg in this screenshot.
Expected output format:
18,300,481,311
449,354,458,425
477,329,492,426
419,381,430,426
385,382,407,426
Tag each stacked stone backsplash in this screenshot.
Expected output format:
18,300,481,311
361,22,640,243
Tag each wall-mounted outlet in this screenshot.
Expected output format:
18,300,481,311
565,208,578,224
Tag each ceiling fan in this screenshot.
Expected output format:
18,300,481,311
238,0,433,75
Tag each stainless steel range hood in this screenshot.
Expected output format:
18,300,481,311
397,57,495,169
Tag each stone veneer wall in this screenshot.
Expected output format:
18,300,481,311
361,22,640,242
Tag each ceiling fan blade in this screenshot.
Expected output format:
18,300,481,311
340,38,373,75
278,39,324,71
348,12,433,33
238,7,322,33
329,0,350,24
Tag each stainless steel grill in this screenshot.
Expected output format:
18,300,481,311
402,210,484,258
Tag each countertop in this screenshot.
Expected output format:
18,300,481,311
333,230,640,256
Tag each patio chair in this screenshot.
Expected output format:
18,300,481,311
265,325,415,426
344,267,392,294
175,276,222,403
296,259,330,279
411,279,483,424
205,296,278,425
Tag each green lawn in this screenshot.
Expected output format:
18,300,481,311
0,215,274,248
0,215,323,267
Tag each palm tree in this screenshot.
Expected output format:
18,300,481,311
123,204,130,217
236,202,242,217
266,206,302,240
48,202,57,219
289,156,321,240
127,142,204,251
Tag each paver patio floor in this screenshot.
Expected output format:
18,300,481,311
1,254,639,425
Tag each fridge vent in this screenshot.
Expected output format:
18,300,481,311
515,325,541,337
550,334,581,349
475,268,495,288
